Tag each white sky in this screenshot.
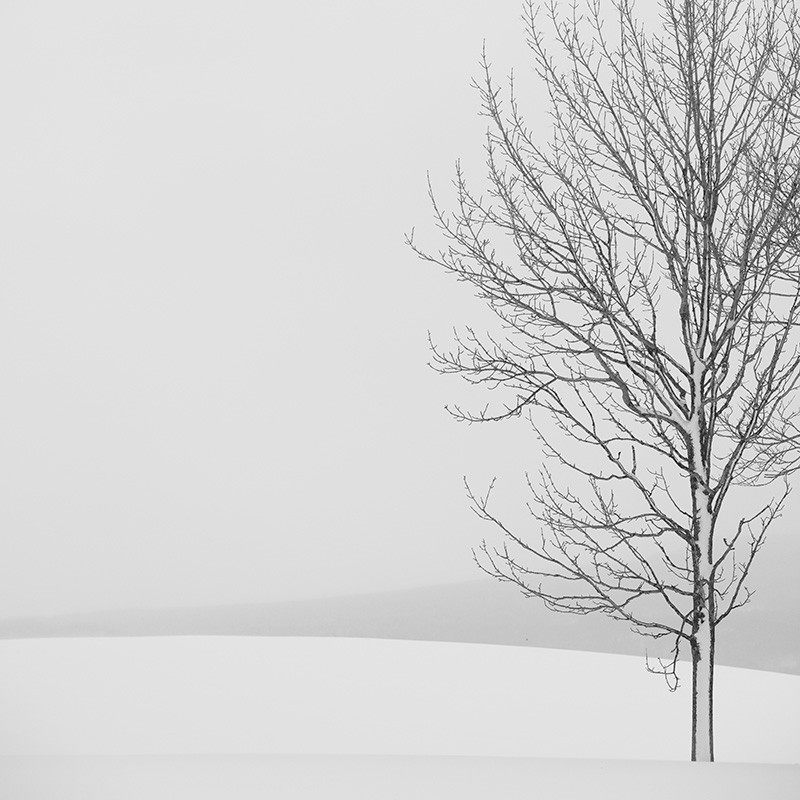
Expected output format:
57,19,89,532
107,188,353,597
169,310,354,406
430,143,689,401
0,0,795,617
0,0,538,615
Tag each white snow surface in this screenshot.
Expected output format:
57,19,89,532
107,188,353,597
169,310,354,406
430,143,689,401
0,637,797,764
2,755,799,800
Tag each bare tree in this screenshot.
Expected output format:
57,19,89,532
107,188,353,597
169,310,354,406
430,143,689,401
410,0,800,762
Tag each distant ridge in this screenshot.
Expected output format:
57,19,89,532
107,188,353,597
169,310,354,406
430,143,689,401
1,575,797,675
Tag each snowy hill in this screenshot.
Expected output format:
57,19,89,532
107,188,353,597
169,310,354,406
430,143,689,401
2,636,797,799
1,637,796,763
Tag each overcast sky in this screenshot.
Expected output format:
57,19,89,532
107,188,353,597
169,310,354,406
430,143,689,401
0,0,528,615
0,0,795,617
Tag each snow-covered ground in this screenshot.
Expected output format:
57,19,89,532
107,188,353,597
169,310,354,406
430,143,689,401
2,637,797,798
1,637,797,762
3,755,799,800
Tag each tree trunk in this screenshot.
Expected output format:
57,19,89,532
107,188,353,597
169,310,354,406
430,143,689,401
688,406,715,762
690,498,715,761
691,617,715,761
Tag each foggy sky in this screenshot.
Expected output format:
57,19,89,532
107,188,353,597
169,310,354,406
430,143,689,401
0,0,795,617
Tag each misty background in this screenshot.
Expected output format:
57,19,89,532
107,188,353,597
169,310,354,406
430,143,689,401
0,0,796,670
